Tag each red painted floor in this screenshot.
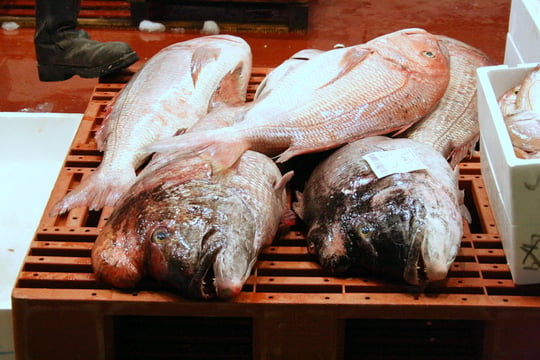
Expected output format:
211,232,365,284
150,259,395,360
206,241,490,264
0,0,511,113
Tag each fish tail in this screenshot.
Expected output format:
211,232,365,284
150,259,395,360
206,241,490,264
147,128,249,172
49,169,135,216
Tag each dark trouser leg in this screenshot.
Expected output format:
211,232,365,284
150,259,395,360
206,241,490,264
34,0,139,81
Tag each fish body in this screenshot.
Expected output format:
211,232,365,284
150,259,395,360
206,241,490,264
50,35,252,215
92,150,292,300
402,35,494,167
294,136,466,285
254,48,324,100
149,28,450,172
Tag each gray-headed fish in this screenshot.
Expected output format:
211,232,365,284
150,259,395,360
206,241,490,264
293,136,468,285
50,35,252,215
148,28,450,172
92,150,293,299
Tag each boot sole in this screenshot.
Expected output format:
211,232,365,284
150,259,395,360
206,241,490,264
38,51,139,82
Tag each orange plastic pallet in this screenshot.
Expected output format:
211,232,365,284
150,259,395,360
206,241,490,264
12,68,540,360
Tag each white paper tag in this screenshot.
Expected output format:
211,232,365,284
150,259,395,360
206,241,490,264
363,148,427,178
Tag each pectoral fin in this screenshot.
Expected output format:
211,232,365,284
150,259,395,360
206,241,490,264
318,46,373,89
191,46,221,86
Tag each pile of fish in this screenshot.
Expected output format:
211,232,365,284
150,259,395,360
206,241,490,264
50,29,494,298
498,64,540,159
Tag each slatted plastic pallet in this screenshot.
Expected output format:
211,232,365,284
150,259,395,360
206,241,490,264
12,68,540,360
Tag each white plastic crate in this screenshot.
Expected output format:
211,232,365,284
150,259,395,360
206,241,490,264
477,63,540,225
506,0,540,64
477,63,540,284
481,135,540,284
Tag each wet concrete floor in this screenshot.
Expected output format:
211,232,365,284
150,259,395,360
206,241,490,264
0,0,511,113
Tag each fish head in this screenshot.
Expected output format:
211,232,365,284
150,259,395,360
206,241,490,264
146,187,261,300
375,28,450,75
142,199,233,299
345,174,461,285
146,218,208,292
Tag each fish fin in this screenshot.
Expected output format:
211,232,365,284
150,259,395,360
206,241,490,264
447,136,479,169
147,128,249,173
211,63,249,106
318,47,373,89
281,208,297,228
49,168,136,216
456,164,472,224
191,46,221,87
391,120,420,137
174,128,187,137
292,190,305,220
95,94,121,151
458,189,472,224
275,143,337,163
274,170,294,191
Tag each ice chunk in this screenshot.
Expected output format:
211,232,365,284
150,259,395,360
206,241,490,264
200,20,220,35
139,20,166,33
2,22,20,31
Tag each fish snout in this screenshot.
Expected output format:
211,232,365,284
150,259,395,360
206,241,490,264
322,254,352,273
307,222,352,273
420,226,460,282
215,278,244,299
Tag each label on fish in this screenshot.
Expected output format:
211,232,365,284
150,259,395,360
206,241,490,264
363,148,427,178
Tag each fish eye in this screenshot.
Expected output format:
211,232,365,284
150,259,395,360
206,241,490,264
422,50,435,58
152,227,170,244
359,225,373,239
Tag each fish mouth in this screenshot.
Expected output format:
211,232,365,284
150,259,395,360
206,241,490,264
188,242,222,300
403,220,428,286
413,251,429,285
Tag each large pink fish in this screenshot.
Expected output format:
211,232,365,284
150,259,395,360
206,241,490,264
50,35,252,215
148,28,450,172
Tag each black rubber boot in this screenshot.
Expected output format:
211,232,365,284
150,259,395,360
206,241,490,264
34,0,139,82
